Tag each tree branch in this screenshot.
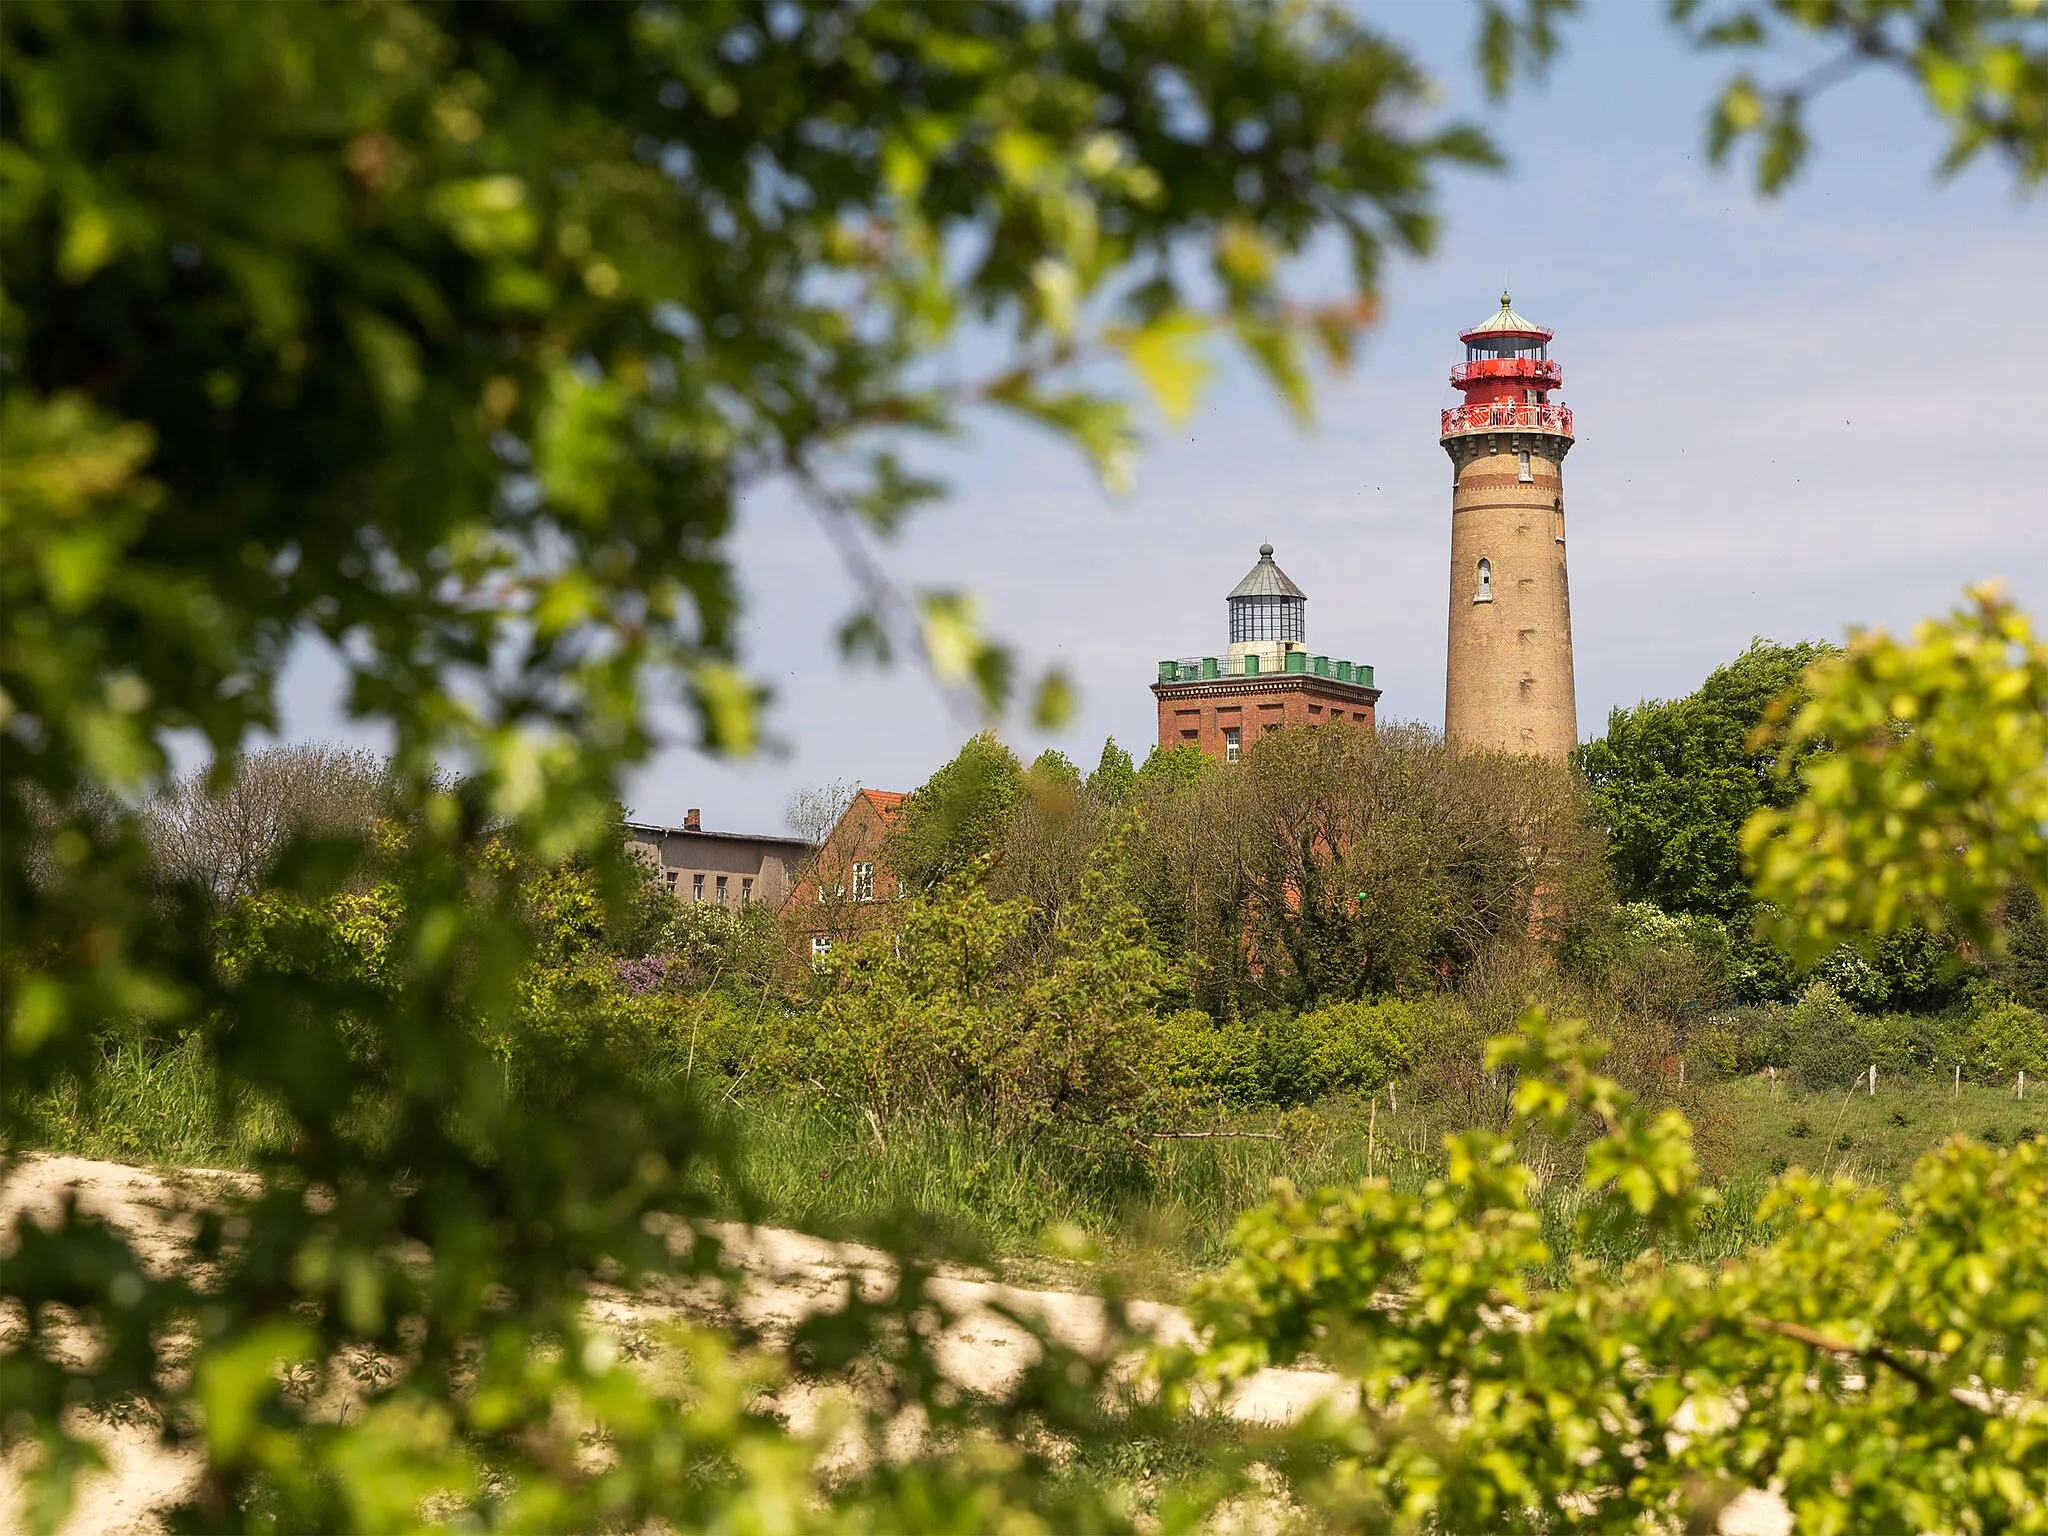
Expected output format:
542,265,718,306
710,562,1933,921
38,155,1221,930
1744,1315,1980,1414
1141,1129,1286,1143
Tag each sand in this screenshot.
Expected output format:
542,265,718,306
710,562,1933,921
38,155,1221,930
0,1154,1788,1536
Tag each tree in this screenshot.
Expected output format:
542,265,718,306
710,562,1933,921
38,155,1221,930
884,732,1025,892
4,4,1508,1527
1170,1007,2048,1534
144,745,393,903
1670,0,2048,193
1578,639,1835,922
1088,736,1138,805
1747,583,2048,955
1026,748,1083,799
9,0,2048,1528
1130,723,1606,1012
1136,740,1214,792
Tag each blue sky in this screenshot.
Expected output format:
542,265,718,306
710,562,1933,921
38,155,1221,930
283,2,2044,835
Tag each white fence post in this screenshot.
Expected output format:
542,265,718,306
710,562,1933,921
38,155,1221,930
1868,1064,1876,1096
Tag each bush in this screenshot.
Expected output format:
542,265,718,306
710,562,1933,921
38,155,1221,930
1960,998,2048,1081
1784,981,1867,1091
1157,999,1414,1110
1291,998,1414,1099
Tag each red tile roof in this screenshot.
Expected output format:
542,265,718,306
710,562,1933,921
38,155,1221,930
859,788,909,826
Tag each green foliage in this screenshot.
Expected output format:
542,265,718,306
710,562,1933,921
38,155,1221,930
883,732,1023,892
1672,0,2048,193
784,838,1174,1154
1087,736,1138,805
1135,741,1213,791
22,1028,292,1168
1959,997,2048,1081
1169,1007,2048,1532
1782,979,1870,1091
1158,999,1415,1109
1026,748,1082,797
1998,881,2048,1010
27,0,1522,1504
1747,584,2048,954
1579,639,1835,921
1135,723,1604,1011
10,0,2048,1526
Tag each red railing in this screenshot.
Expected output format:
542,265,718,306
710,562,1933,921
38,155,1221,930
1440,401,1574,438
1449,357,1561,388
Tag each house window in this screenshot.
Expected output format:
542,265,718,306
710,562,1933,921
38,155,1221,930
853,861,874,901
740,878,753,906
810,935,831,967
1518,451,1532,483
715,875,728,905
692,873,704,902
1476,559,1493,603
664,870,679,892
1224,726,1241,763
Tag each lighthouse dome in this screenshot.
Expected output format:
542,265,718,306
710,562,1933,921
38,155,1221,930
1460,290,1553,350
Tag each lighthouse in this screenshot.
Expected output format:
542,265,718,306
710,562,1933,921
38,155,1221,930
1439,293,1578,759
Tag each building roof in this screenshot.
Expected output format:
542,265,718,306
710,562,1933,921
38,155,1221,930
1460,290,1552,343
856,788,909,826
1227,544,1306,601
624,819,813,849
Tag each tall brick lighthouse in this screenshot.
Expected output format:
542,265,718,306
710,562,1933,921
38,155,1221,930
1439,293,1578,759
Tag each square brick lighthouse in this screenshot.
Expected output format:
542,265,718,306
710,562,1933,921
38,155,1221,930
1151,544,1381,763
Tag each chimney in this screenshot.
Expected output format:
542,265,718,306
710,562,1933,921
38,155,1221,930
683,808,701,833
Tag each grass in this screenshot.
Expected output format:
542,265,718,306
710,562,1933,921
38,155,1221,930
23,1035,2045,1290
707,1087,1786,1284
20,1029,291,1169
1687,1073,2047,1187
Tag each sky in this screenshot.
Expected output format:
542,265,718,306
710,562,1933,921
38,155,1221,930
279,1,2045,837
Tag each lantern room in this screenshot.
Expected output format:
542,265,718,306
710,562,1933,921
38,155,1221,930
1449,291,1562,408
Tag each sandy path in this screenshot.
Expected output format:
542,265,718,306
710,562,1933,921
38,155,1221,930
1,1154,1787,1536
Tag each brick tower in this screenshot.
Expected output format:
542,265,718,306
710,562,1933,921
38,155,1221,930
1440,293,1577,759
1151,545,1381,763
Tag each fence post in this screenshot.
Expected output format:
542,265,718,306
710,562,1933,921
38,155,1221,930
1955,1063,1961,1098
1868,1064,1876,1097
1389,1080,1397,1116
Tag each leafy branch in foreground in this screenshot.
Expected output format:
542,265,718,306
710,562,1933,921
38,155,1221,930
1168,1006,2048,1533
1672,0,2048,192
1745,582,2048,955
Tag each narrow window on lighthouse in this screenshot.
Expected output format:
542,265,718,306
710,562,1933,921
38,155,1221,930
1518,450,1533,482
1554,497,1565,543
1475,559,1493,603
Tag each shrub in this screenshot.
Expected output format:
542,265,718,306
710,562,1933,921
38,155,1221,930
1158,1000,1413,1109
1291,998,1413,1099
1784,981,1867,1091
1961,998,2048,1081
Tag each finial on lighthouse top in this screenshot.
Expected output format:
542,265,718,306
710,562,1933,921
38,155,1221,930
1460,290,1552,345
1228,544,1304,601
